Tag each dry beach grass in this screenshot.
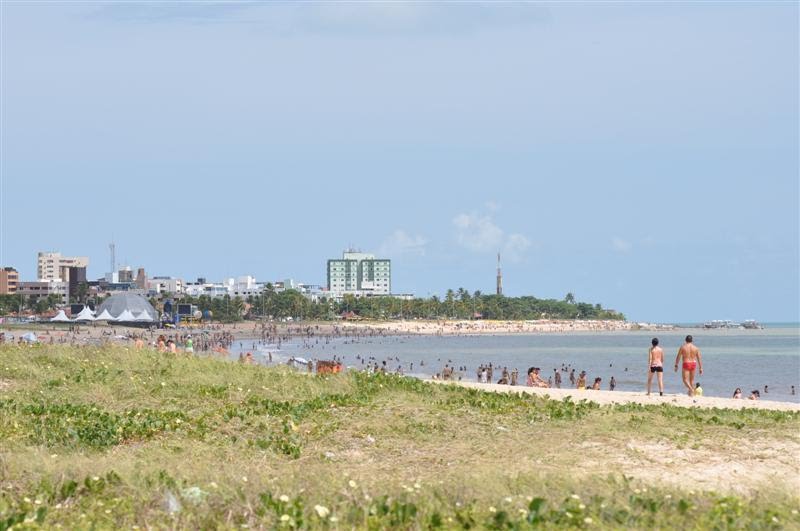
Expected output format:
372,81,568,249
0,345,798,529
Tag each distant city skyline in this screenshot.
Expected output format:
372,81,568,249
1,3,797,323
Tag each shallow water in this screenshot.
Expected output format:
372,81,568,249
231,327,800,403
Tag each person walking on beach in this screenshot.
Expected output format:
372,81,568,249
647,337,664,396
609,376,616,391
674,335,703,396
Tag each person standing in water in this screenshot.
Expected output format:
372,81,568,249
646,337,664,396
674,335,703,396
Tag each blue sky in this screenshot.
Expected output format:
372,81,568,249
1,2,798,322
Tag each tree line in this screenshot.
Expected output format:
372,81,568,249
174,286,623,322
0,294,62,316
0,286,623,323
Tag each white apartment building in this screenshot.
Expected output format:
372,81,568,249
37,252,89,282
327,250,391,296
183,276,263,298
184,283,228,297
225,276,264,298
146,277,184,295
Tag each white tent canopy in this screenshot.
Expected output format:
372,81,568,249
73,306,96,321
50,310,70,322
94,309,114,321
134,310,153,322
114,309,137,322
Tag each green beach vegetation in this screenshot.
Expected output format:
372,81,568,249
170,288,623,323
0,288,621,324
1,345,797,529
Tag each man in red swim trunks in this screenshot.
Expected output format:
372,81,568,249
674,335,703,396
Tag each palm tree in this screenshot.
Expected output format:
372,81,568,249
230,297,245,319
445,289,456,318
46,294,61,311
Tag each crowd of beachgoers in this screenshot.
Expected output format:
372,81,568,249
0,318,670,345
2,321,796,410
432,361,794,402
345,319,670,335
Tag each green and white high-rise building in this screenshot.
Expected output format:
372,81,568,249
327,250,391,296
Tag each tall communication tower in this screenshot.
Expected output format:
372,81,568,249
109,241,116,274
496,252,503,296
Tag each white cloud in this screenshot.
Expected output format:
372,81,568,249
453,212,531,261
504,233,531,261
611,237,633,253
378,229,428,257
453,213,504,252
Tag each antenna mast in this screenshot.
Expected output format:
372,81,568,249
496,252,503,296
109,240,116,273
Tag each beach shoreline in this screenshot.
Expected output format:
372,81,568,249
1,318,669,341
431,379,800,412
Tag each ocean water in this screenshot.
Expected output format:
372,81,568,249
232,327,800,403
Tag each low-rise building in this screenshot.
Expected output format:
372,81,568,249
0,267,19,294
184,282,229,297
17,280,67,303
146,277,184,295
226,276,264,298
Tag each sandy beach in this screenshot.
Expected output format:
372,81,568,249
1,318,666,343
432,379,800,412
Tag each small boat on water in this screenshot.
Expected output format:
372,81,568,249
703,320,743,329
742,320,764,329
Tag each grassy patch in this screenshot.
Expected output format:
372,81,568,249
0,345,798,529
